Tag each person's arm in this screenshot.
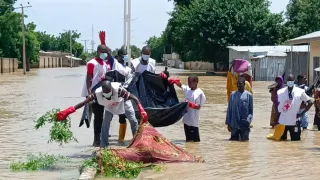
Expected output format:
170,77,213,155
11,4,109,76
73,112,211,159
298,92,314,117
56,95,95,121
118,87,148,122
226,94,232,131
107,55,115,69
86,63,94,95
248,94,253,123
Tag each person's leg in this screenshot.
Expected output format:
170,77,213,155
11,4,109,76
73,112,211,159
300,112,308,130
240,127,250,141
190,126,200,142
101,110,113,148
118,114,127,143
290,123,301,141
184,124,192,142
92,102,104,146
280,126,289,140
124,100,138,136
230,128,240,141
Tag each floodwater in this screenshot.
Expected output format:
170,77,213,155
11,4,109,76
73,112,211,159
1,66,320,180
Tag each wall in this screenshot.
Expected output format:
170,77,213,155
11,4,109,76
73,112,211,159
38,56,61,68
252,56,286,81
309,41,320,83
184,61,214,71
284,52,308,81
0,58,18,73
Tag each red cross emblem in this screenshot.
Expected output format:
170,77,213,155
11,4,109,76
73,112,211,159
282,100,292,112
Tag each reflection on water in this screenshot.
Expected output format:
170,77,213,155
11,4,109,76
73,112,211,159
0,67,320,179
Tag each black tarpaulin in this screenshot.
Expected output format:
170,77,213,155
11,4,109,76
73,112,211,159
103,70,187,127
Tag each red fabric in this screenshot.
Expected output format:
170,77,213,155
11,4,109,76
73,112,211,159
56,106,76,121
87,63,94,75
168,78,180,85
110,122,203,163
99,31,106,45
159,72,167,79
186,100,200,109
137,104,148,123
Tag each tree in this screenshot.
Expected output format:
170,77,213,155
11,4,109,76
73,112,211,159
164,0,285,69
286,0,320,39
146,35,167,62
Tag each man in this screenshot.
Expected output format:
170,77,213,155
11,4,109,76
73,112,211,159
131,46,156,73
81,44,110,147
277,74,314,141
163,66,170,78
226,77,253,141
296,74,309,130
57,80,148,148
107,48,138,144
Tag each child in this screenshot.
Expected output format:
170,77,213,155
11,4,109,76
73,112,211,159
169,75,206,142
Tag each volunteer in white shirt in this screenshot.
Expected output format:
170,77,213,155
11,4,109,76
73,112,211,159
131,46,156,73
81,44,110,147
106,48,138,144
57,80,148,148
277,74,314,141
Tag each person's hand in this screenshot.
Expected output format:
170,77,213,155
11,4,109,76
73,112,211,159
296,114,302,119
168,77,180,85
186,100,200,109
56,106,76,121
159,72,167,79
227,126,231,132
137,104,148,123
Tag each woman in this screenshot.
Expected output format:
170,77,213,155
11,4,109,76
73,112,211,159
270,76,284,127
313,89,320,131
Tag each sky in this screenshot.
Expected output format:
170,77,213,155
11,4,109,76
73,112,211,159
15,0,290,52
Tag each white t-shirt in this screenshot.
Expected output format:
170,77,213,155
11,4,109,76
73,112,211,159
131,57,156,73
277,86,310,125
182,85,206,127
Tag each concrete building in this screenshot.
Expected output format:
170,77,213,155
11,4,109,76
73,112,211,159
36,51,82,68
286,31,320,84
0,58,18,74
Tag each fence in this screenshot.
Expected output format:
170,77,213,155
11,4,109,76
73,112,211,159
184,61,214,71
0,58,19,74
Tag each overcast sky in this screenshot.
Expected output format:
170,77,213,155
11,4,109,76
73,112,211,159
15,0,290,51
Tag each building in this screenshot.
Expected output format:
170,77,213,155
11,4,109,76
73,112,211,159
251,51,287,81
36,51,82,68
0,58,18,74
286,31,320,84
228,45,308,64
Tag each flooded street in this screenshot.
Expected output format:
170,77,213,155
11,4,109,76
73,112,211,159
1,66,320,180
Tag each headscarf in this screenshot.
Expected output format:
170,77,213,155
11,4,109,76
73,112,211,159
273,76,284,108
275,76,284,89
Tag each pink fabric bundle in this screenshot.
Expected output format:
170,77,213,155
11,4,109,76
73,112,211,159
233,59,249,73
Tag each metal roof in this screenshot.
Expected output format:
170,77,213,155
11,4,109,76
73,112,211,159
286,31,320,44
65,55,82,61
227,45,308,52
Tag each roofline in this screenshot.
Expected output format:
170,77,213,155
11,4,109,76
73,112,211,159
286,37,320,45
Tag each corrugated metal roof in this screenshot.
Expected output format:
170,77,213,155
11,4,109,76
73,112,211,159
227,45,308,52
286,31,320,44
266,51,287,57
65,55,82,61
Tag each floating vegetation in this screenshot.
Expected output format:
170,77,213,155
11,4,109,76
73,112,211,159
80,149,163,179
10,153,69,172
34,109,77,145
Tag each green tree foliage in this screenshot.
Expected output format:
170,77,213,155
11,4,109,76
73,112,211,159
286,0,320,38
163,0,285,69
0,0,84,67
111,45,141,59
146,34,167,62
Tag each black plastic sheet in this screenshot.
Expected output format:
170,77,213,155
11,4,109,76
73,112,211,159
104,70,188,127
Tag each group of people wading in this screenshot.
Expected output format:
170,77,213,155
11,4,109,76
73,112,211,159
55,31,206,148
226,59,320,142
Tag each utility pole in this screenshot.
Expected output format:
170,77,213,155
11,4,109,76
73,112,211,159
70,31,72,68
127,0,131,65
123,0,132,66
15,2,32,75
91,24,95,53
123,0,127,49
82,40,89,53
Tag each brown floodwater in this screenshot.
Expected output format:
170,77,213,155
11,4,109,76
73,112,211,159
1,66,320,180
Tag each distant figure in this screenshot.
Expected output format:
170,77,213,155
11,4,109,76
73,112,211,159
296,74,309,130
226,77,253,141
163,66,170,78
